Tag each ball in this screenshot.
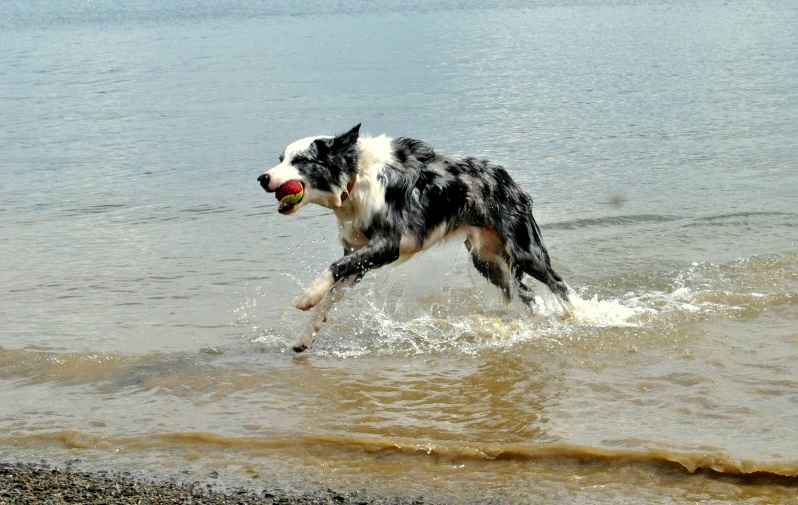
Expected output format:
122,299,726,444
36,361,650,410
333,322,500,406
276,180,304,204
282,190,304,205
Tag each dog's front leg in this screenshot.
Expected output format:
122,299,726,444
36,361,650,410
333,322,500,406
291,237,400,352
296,237,400,312
292,274,358,352
296,268,336,311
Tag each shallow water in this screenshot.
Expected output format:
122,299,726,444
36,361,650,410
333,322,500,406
2,0,797,502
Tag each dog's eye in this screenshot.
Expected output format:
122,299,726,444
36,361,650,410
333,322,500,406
278,154,285,163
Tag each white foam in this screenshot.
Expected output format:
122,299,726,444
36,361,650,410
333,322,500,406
567,294,647,327
245,278,666,356
243,255,785,358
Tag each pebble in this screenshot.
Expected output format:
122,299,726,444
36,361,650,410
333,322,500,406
0,461,427,504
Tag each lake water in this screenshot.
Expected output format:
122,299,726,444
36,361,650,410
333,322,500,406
1,0,797,502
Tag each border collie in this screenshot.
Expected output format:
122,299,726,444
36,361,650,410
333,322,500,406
258,124,569,352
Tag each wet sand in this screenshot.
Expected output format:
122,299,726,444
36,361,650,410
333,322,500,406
0,461,425,505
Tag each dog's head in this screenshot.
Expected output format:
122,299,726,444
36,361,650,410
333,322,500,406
258,124,361,215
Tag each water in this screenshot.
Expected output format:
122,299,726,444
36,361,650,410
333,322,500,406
2,0,797,502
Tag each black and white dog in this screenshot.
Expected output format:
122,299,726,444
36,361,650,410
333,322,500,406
258,124,569,351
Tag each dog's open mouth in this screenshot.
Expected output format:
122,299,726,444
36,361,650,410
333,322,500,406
278,200,301,214
276,180,304,215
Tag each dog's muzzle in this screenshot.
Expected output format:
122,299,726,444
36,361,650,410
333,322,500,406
257,173,272,192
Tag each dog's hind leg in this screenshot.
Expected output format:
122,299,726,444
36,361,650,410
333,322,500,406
514,270,537,306
497,212,570,303
292,274,359,352
520,259,569,303
465,227,515,303
469,252,513,301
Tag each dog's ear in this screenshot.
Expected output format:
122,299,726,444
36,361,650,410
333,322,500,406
313,137,334,159
334,124,361,150
314,124,361,160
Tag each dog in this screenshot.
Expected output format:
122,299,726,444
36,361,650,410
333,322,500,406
258,124,569,352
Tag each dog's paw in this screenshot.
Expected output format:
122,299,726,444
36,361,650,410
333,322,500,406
296,291,321,311
296,269,335,311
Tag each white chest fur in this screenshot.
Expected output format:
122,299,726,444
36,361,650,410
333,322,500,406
333,135,393,252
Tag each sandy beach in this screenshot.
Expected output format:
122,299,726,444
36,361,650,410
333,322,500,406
0,461,425,505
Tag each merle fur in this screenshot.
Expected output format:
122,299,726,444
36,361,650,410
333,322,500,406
259,125,569,350
321,126,564,299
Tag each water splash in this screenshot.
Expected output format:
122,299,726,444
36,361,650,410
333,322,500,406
566,294,647,326
249,252,797,357
250,289,650,358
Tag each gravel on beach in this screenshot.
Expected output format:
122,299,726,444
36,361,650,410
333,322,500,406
0,461,425,505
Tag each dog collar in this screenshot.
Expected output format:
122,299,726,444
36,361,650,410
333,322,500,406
340,173,357,203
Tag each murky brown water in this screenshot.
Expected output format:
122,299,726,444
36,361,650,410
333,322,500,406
3,251,797,502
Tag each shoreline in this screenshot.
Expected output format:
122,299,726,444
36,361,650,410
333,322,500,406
0,461,425,505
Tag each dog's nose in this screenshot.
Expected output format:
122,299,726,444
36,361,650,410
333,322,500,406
257,173,271,191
